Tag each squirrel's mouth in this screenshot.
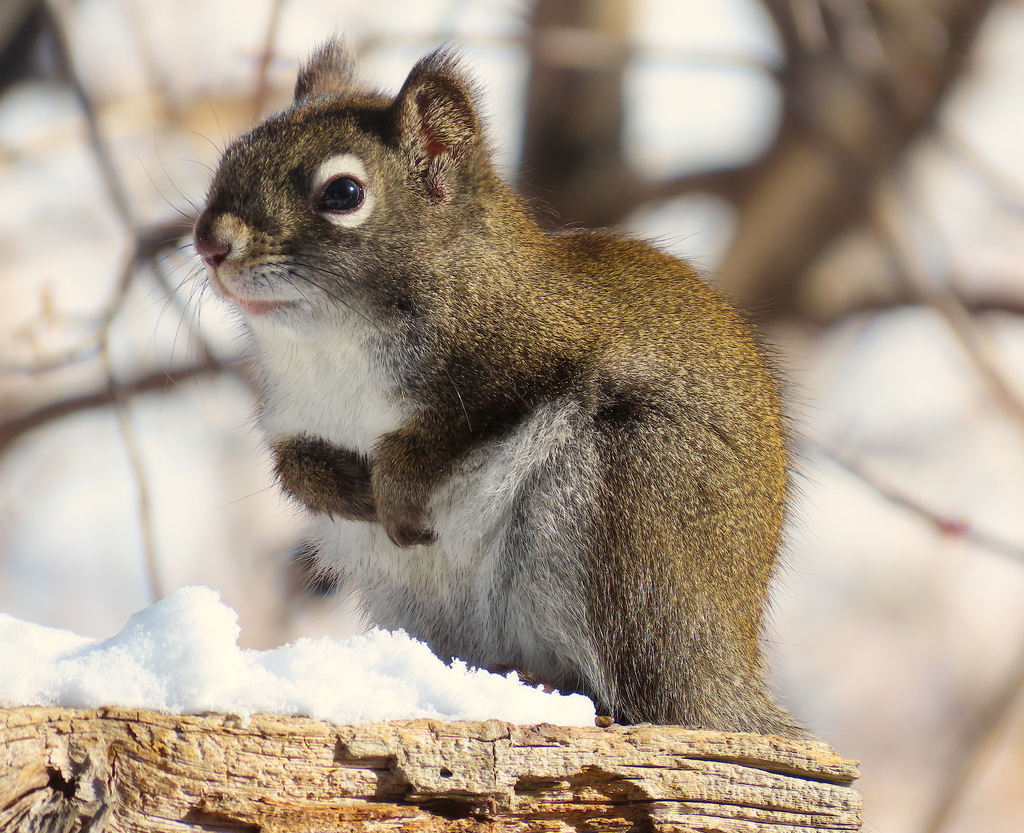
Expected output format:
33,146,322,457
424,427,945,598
206,271,295,317
236,297,293,316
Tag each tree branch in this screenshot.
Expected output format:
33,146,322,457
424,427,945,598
812,442,1024,566
921,633,1024,833
717,0,999,315
879,180,1024,439
0,218,195,376
0,359,231,460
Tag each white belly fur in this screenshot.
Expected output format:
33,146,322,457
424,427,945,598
248,315,404,453
247,315,606,697
311,399,604,690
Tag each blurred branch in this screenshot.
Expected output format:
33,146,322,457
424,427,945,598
0,6,176,377
0,218,194,375
786,0,827,55
516,0,766,223
519,0,637,228
921,632,1024,833
121,0,178,121
937,128,1024,219
880,181,1024,437
814,288,1024,325
33,3,209,382
0,358,230,460
717,0,998,315
31,5,201,373
13,4,222,606
251,0,286,122
102,343,162,603
813,443,1024,566
43,0,135,228
517,0,998,318
0,0,38,62
640,167,753,207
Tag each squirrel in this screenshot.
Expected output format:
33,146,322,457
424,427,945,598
193,40,802,737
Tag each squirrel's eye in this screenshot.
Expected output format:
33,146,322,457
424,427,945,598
319,176,365,213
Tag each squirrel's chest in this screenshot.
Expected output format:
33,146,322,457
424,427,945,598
249,322,406,453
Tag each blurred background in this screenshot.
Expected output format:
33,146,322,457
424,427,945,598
2,0,1024,830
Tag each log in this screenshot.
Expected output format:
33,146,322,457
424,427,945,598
1,706,861,832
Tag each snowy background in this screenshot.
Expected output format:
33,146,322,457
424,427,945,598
2,1,1024,832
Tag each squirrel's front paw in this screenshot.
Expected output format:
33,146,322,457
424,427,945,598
376,490,436,547
273,435,377,521
385,521,437,548
372,431,438,547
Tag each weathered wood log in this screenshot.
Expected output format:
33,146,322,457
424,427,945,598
1,706,861,832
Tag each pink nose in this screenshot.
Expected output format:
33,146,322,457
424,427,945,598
194,231,231,268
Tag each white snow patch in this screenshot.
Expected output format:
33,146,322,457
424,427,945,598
0,585,596,726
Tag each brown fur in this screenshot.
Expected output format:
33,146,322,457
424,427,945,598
273,436,376,522
194,40,803,737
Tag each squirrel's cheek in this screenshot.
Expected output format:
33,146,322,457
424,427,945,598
205,268,244,302
203,267,232,300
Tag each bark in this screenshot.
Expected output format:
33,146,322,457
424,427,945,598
1,706,862,832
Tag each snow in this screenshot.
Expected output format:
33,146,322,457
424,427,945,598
0,585,596,726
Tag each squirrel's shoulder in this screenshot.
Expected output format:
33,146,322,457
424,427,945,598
538,228,738,322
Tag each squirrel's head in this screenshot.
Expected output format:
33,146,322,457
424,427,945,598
194,39,494,324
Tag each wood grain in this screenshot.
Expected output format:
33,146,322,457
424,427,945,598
1,707,861,832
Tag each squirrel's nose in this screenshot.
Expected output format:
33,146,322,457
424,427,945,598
194,230,231,268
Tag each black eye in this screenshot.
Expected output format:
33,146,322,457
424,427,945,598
319,176,365,213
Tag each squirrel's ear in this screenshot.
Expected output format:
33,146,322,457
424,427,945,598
393,49,481,199
294,39,356,103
